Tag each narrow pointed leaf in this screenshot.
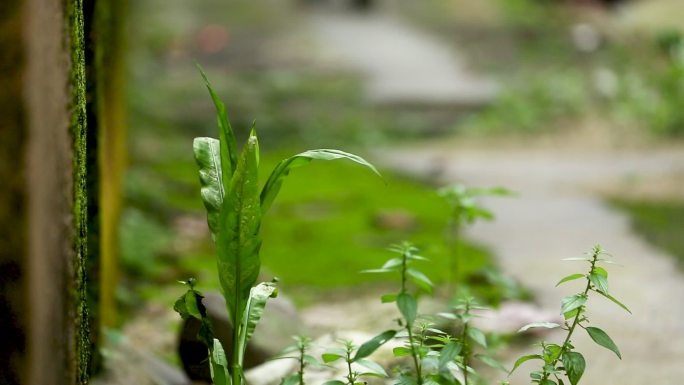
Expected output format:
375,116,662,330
397,293,417,325
511,354,542,373
193,137,224,238
585,326,621,359
407,268,433,293
354,330,396,361
517,322,561,333
241,281,278,347
467,327,487,348
562,351,585,385
322,353,344,363
210,338,230,385
597,291,632,313
197,64,237,182
356,358,388,377
556,273,585,287
260,149,381,214
216,133,261,323
474,354,508,372
438,341,462,370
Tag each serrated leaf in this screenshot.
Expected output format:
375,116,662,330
562,351,585,385
586,326,621,359
184,290,202,319
354,330,396,361
466,327,487,348
475,354,508,372
193,137,224,239
560,294,587,316
518,322,561,333
597,291,632,314
260,149,381,214
438,341,462,370
407,268,433,293
356,358,388,377
511,354,542,373
216,132,262,325
397,293,417,325
556,273,585,287
589,273,609,294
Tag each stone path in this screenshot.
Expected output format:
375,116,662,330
308,9,497,106
379,144,684,384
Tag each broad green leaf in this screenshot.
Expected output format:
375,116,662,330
562,351,585,385
541,380,556,385
356,358,388,377
216,133,262,323
280,374,300,385
518,322,561,333
210,338,230,385
589,273,608,294
467,327,487,348
585,326,621,359
510,354,542,373
197,64,237,183
438,341,462,370
407,268,433,293
556,273,585,287
193,137,224,238
474,354,508,372
397,293,417,325
592,266,608,277
354,330,396,361
560,294,587,316
239,280,278,357
260,149,381,214
596,291,632,314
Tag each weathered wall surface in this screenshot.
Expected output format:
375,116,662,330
22,0,94,383
0,0,28,383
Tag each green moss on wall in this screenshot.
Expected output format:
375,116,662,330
67,0,92,382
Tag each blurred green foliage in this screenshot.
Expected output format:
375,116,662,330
611,199,684,267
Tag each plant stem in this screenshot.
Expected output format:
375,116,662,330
345,350,355,385
542,251,598,381
298,343,306,385
461,303,470,385
401,249,423,385
232,300,242,385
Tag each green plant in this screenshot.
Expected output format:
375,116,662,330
438,184,512,291
510,245,630,385
175,65,380,385
275,336,317,385
363,242,433,385
321,336,394,385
